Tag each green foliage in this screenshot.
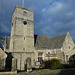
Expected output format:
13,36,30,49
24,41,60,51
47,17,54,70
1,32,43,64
32,68,41,70
0,37,5,49
62,64,70,69
17,70,26,73
43,58,63,69
50,58,63,69
43,60,51,69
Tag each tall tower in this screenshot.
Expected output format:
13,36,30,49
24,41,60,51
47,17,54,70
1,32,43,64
10,5,34,70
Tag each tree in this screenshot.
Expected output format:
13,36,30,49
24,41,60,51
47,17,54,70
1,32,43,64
0,37,5,50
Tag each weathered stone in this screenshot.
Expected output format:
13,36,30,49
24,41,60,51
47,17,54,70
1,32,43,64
12,58,17,71
9,5,34,70
0,48,7,70
4,5,75,71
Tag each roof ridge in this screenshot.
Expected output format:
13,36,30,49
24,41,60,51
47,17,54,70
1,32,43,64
52,33,67,39
34,35,52,38
35,33,67,39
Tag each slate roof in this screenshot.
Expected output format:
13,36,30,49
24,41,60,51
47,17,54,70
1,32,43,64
34,33,67,49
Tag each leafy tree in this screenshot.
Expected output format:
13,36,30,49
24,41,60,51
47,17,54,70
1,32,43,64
0,37,5,50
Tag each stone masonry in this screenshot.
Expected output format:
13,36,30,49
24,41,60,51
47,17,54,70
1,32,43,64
4,5,75,71
9,5,34,70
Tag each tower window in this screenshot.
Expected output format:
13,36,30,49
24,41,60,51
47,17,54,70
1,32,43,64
23,11,27,16
68,46,71,49
48,52,50,55
23,48,25,51
23,21,27,25
24,37,25,40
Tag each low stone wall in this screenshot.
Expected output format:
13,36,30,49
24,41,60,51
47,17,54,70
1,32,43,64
1,68,75,75
15,68,75,75
0,71,17,75
0,59,5,70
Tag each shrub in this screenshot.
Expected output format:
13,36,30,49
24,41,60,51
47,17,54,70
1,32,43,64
43,58,63,69
43,60,51,69
50,58,63,69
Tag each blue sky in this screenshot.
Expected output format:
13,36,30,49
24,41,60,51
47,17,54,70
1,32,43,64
0,0,75,42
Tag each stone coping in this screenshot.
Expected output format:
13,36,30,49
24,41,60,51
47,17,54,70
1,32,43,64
31,68,75,73
0,71,17,74
16,68,75,75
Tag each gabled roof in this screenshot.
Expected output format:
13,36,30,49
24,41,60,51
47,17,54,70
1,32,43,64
34,33,67,49
0,48,7,59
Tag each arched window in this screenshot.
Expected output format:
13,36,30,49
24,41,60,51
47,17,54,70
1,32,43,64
68,46,71,49
48,52,50,55
24,37,25,40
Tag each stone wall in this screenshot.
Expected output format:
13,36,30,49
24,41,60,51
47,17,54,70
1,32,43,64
10,5,34,53
0,59,5,70
0,48,7,70
62,32,75,63
12,52,34,70
34,49,64,63
9,5,35,70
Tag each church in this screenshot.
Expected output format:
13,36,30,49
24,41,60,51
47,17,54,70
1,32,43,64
4,5,75,70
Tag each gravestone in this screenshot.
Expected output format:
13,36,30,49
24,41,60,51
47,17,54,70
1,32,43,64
26,57,32,72
12,58,17,72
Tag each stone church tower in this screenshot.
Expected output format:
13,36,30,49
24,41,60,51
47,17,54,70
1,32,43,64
10,5,35,70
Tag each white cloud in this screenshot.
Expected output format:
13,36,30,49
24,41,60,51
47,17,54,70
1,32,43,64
49,2,63,13
0,0,75,42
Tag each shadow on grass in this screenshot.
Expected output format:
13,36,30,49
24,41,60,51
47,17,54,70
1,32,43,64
17,70,26,73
